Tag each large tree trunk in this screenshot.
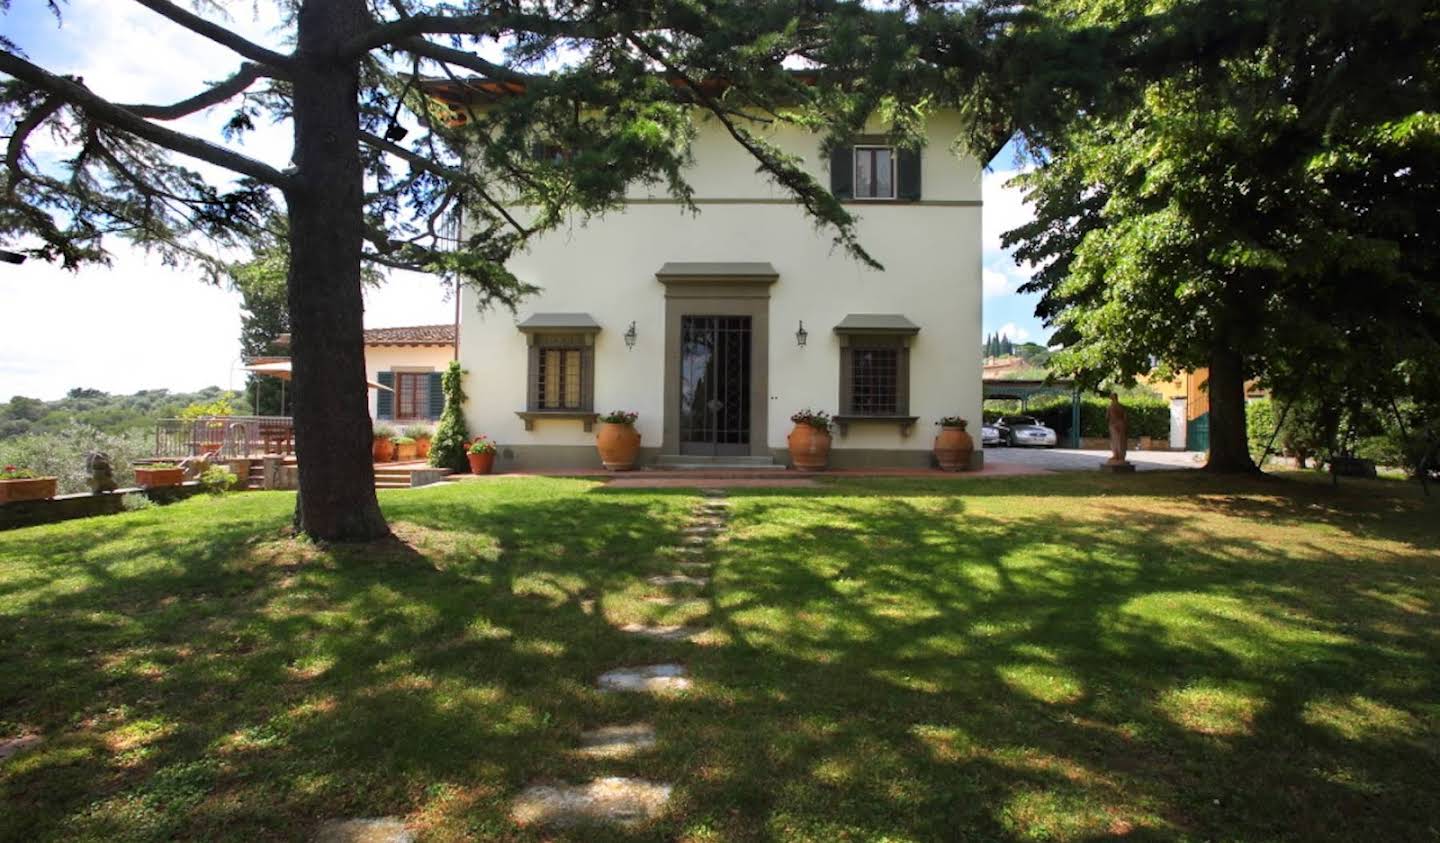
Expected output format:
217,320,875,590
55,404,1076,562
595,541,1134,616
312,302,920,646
1204,342,1259,474
284,0,389,541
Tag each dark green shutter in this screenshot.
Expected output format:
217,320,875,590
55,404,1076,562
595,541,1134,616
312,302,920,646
897,147,922,200
427,371,445,419
376,371,394,419
829,145,853,200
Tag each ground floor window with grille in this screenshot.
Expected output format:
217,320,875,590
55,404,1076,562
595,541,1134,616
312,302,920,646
538,347,584,409
849,347,900,415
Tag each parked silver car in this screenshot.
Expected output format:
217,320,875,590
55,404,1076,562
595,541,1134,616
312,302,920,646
981,422,1002,446
995,415,1058,447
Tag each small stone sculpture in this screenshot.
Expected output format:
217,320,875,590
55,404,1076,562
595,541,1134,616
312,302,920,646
1103,393,1136,473
85,451,117,493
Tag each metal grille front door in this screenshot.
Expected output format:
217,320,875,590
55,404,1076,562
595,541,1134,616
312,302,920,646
679,316,752,456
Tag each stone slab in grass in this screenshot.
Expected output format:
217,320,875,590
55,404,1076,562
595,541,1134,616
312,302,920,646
619,623,706,642
597,663,691,693
315,817,413,843
642,595,705,606
680,524,722,535
512,777,671,828
0,734,41,761
676,560,712,571
648,574,709,587
576,724,657,758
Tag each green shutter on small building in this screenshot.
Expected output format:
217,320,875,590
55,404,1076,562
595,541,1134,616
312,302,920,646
427,371,445,419
376,371,394,419
897,147,922,200
829,145,853,199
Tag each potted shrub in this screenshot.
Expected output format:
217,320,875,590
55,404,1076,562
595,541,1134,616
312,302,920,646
135,463,184,488
372,424,397,463
391,435,418,462
404,424,434,460
595,410,641,471
933,416,976,471
788,409,833,471
467,436,497,475
0,466,58,503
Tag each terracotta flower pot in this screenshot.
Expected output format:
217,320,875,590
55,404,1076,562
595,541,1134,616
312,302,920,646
596,422,641,471
933,425,976,471
135,467,184,488
0,476,58,503
394,441,418,462
372,438,394,463
788,423,832,471
415,436,432,459
467,450,496,475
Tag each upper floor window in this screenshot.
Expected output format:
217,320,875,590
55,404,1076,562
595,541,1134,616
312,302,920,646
854,146,895,200
830,139,921,202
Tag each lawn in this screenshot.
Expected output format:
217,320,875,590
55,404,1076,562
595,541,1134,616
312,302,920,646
1,472,1437,841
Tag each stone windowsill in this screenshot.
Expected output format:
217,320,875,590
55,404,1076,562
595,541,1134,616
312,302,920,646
832,415,919,437
516,410,600,432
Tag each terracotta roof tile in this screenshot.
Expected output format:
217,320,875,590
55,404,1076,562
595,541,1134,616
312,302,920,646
362,324,455,346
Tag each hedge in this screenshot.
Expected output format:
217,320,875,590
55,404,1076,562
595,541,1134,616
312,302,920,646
989,396,1170,440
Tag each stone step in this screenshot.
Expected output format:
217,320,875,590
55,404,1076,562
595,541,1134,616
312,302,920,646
597,663,691,693
575,724,656,758
655,454,776,468
618,623,706,642
315,817,413,843
647,574,709,587
511,777,671,829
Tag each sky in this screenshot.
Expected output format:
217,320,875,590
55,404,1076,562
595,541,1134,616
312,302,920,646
0,1,1045,403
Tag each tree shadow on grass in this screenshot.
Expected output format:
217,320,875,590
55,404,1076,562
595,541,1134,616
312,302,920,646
0,479,1435,841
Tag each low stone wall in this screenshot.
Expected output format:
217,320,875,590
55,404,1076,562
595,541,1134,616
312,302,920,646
0,482,205,532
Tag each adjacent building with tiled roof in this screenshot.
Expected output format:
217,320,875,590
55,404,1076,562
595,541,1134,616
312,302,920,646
362,324,456,346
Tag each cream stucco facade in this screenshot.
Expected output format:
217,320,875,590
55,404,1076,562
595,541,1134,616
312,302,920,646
458,111,984,469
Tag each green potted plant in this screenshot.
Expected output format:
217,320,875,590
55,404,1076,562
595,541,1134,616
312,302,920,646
391,435,418,462
595,410,641,470
372,424,397,462
467,435,497,475
404,424,434,460
787,409,833,471
135,463,184,489
0,465,58,503
933,416,975,471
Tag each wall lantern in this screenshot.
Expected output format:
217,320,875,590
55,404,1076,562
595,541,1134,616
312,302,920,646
624,321,638,350
795,320,808,348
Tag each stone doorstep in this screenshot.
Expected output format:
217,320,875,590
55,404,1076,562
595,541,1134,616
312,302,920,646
0,734,42,761
575,724,657,758
512,777,672,828
314,817,414,843
618,623,707,642
647,574,709,587
597,663,691,693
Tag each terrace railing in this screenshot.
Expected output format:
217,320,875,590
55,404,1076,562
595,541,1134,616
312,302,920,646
153,416,294,460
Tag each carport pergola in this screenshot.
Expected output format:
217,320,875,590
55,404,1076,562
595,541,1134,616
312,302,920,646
983,379,1082,448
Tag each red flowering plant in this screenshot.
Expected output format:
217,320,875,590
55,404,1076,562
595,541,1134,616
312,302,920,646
598,410,639,425
1,465,39,480
467,435,497,455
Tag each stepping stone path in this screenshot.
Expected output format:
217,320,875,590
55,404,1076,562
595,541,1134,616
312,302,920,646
597,663,692,693
0,734,42,762
315,818,413,843
511,490,731,829
512,777,672,828
576,724,656,758
620,623,706,642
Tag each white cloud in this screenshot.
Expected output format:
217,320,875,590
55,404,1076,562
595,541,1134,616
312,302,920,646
1,2,451,402
988,322,1031,343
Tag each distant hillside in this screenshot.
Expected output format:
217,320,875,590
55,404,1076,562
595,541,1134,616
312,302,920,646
0,386,232,440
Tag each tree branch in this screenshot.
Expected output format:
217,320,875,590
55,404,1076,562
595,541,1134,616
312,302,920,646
118,63,268,120
5,95,63,198
0,50,292,189
342,12,581,59
128,0,293,74
357,129,529,236
391,37,534,83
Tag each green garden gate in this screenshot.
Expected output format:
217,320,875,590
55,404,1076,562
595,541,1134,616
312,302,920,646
1186,411,1210,452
